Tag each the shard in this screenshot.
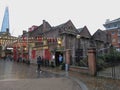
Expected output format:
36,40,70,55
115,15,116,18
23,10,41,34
1,7,9,32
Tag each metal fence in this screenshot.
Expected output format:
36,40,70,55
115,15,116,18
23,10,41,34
97,62,120,79
96,49,120,79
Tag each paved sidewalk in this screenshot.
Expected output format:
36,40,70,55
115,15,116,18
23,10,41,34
0,78,81,90
42,67,120,90
42,67,88,90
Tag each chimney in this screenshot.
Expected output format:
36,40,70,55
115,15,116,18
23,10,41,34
23,30,27,35
43,20,46,31
43,20,46,23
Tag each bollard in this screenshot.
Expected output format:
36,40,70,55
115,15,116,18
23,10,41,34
65,64,69,71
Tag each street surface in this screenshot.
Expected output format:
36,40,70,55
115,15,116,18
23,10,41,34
0,60,62,80
0,60,81,90
1,60,120,90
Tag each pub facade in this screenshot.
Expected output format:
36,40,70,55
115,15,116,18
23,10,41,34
13,20,111,67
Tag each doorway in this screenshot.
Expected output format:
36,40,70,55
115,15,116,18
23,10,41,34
55,52,63,66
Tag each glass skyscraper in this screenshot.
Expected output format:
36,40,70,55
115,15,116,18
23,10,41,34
1,7,9,32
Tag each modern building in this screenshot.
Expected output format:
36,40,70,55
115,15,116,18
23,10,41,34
1,7,10,33
103,18,120,51
103,18,120,30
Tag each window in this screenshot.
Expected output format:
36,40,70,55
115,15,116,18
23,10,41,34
118,37,120,43
111,31,115,35
114,24,117,27
107,25,110,28
118,29,120,34
112,38,116,42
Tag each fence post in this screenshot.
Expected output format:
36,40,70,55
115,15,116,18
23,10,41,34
88,47,96,76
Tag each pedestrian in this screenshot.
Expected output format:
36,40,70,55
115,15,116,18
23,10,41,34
59,54,63,65
36,55,42,73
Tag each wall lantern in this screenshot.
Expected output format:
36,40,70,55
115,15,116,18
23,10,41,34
57,38,62,45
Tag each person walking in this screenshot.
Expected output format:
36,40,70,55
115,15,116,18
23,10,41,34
59,54,63,65
36,55,42,73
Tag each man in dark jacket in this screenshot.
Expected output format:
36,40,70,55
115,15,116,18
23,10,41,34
37,55,42,72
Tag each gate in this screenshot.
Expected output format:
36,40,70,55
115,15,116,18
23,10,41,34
74,49,88,67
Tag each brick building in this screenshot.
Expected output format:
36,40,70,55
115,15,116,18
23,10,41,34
103,18,120,51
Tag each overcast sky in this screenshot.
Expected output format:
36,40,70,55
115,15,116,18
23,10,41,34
0,0,120,36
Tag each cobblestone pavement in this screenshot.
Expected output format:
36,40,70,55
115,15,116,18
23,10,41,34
42,67,120,90
0,60,81,90
69,72,120,90
97,65,120,79
0,78,81,90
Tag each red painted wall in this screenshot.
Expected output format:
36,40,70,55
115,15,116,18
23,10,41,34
44,49,51,60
